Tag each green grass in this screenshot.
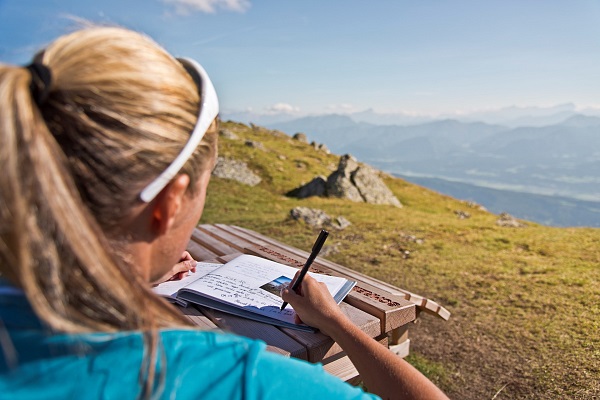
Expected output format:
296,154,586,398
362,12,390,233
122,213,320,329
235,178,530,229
203,121,600,399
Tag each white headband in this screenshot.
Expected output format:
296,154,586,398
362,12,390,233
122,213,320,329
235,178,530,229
139,57,219,202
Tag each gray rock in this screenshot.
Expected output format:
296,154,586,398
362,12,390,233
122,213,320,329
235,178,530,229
351,164,402,207
325,155,364,202
288,154,401,207
245,140,265,150
289,207,351,230
290,207,331,228
212,157,261,186
454,210,471,219
464,200,487,212
496,212,527,227
327,155,402,207
326,170,365,202
219,129,238,140
334,216,352,230
293,132,308,143
287,176,327,198
319,243,340,257
311,141,331,154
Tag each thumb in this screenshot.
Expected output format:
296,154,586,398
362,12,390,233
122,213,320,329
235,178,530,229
281,285,301,303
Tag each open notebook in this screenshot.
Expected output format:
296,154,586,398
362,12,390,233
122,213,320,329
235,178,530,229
152,254,356,332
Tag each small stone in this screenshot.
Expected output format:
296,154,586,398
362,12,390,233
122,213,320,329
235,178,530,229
496,212,527,228
212,157,261,186
454,210,471,219
219,129,238,140
292,133,308,143
245,140,265,150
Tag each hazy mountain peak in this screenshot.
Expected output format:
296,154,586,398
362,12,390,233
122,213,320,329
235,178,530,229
559,114,600,127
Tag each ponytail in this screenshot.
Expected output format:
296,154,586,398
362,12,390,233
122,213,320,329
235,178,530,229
0,26,222,399
0,54,193,333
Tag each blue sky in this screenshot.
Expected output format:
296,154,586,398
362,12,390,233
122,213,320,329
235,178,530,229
2,0,600,117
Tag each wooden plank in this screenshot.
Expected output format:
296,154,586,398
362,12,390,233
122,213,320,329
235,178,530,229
245,244,415,334
186,239,218,261
390,324,409,346
198,225,255,252
390,339,410,358
213,223,273,247
226,225,450,321
216,252,244,264
280,303,380,363
176,304,219,330
198,307,308,360
322,355,359,382
436,306,451,321
190,229,237,256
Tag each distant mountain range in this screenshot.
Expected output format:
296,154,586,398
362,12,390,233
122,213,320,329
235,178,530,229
224,103,600,128
254,112,600,227
268,113,600,202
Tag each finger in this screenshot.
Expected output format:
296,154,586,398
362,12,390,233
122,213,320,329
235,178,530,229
180,251,193,262
281,286,301,303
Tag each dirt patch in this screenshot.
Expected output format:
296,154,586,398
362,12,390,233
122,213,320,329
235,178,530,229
410,311,599,399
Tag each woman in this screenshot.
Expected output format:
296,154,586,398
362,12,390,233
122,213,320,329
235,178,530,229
0,26,447,399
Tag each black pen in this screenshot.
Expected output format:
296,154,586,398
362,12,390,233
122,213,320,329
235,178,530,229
280,229,329,311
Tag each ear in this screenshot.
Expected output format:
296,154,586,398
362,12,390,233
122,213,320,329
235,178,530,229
150,174,191,236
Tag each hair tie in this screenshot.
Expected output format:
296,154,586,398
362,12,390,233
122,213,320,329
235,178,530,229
25,62,52,106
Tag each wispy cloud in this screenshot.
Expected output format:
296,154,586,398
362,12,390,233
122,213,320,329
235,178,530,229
265,103,300,114
162,0,251,15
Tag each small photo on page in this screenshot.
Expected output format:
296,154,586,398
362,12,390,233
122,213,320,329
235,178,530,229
260,275,292,298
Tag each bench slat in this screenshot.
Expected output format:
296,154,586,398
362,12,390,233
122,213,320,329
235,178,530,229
186,240,219,261
190,229,237,255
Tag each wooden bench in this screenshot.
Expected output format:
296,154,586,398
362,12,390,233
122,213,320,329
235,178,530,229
177,224,450,382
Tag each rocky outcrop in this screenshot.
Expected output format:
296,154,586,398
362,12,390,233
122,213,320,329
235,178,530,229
292,132,308,143
326,155,364,202
212,157,261,186
287,176,327,199
496,212,527,228
290,207,351,230
245,140,265,151
454,210,471,219
311,141,330,154
290,155,402,207
219,128,238,140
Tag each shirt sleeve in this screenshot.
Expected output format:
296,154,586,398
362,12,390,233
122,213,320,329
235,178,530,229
243,342,381,400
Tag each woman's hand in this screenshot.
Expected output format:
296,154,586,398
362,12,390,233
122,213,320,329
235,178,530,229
280,272,347,336
151,251,197,286
283,272,449,400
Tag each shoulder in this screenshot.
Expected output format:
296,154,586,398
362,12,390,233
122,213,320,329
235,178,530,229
157,329,379,399
248,350,381,400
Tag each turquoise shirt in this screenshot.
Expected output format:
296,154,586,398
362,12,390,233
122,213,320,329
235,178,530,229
0,289,379,399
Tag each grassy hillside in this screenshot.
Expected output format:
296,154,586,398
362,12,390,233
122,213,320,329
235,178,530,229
201,121,600,399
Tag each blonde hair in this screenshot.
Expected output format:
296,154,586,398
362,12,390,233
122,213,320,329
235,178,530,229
0,27,218,333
